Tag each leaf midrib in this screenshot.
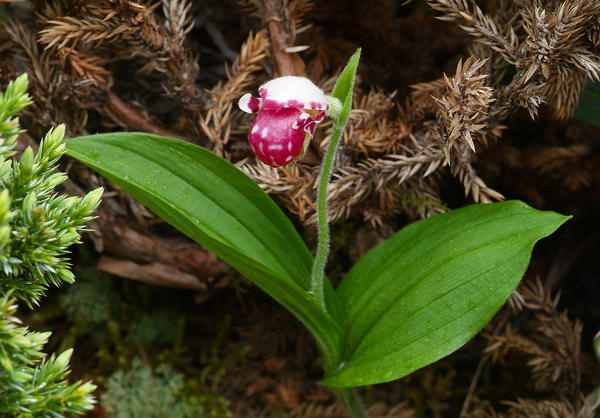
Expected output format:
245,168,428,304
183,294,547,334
342,220,542,361
72,138,311,287
341,208,524,329
348,239,521,362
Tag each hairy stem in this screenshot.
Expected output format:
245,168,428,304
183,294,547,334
311,48,363,417
311,122,344,311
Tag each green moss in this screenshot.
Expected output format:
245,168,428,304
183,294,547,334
59,270,119,328
130,310,179,348
101,358,231,418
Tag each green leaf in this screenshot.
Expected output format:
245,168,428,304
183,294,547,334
66,133,344,359
323,201,570,387
574,79,600,127
331,48,361,129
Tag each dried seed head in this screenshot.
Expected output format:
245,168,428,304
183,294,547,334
434,58,495,155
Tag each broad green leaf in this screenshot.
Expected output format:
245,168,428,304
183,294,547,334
574,79,600,127
323,201,569,387
66,133,344,357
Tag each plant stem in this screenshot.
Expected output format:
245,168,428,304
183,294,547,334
314,120,368,418
312,48,363,417
310,122,344,312
331,387,368,418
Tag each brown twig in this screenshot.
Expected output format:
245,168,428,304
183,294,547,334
263,0,306,76
459,356,488,417
97,256,208,290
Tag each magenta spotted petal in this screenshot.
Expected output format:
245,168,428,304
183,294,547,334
238,76,330,167
249,107,322,167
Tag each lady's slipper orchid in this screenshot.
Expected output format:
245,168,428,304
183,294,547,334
238,76,330,167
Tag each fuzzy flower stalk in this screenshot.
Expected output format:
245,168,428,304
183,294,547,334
239,50,364,418
237,75,344,309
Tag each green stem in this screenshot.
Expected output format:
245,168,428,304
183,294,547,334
310,122,344,312
319,345,367,417
311,47,363,417
313,117,367,418
332,387,368,418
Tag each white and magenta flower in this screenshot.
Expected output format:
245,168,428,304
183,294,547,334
238,76,330,167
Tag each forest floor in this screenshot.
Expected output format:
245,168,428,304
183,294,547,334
4,0,600,416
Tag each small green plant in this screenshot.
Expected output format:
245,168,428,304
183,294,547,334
59,269,119,329
0,84,102,304
0,74,101,416
0,294,96,416
130,309,178,348
67,50,570,417
101,358,230,418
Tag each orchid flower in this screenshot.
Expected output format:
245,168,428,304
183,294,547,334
238,76,333,167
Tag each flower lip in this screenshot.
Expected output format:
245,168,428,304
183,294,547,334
249,107,313,167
